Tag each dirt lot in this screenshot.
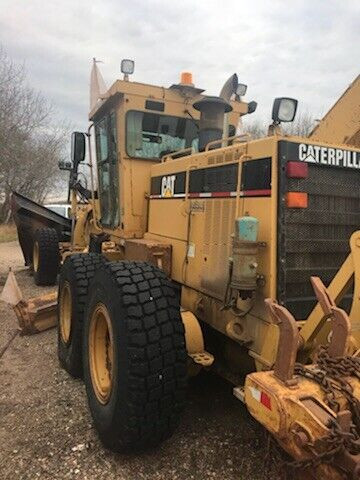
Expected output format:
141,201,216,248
0,241,271,480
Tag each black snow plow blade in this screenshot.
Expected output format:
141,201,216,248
11,191,71,267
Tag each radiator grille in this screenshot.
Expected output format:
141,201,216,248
278,141,360,319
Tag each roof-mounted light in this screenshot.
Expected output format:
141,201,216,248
272,97,298,123
236,83,247,97
247,101,257,114
180,72,194,86
121,59,135,81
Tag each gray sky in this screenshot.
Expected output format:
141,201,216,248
0,0,359,131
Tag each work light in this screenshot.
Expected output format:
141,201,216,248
121,59,135,77
236,83,247,97
272,97,298,123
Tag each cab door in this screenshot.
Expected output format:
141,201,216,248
95,111,120,228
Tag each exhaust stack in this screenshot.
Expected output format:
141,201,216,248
193,96,232,151
219,73,238,102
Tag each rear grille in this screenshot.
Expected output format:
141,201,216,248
278,141,360,319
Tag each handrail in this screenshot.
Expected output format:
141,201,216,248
86,123,101,232
205,133,252,152
161,147,193,162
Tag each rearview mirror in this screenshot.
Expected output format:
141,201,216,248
58,160,73,171
71,132,86,166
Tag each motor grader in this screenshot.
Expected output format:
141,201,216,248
9,64,360,478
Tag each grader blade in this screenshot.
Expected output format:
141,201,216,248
0,270,58,335
244,283,360,479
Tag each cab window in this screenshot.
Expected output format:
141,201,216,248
126,111,198,159
95,112,120,228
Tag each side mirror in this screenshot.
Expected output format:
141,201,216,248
58,160,73,171
71,132,86,167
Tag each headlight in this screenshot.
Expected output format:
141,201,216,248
121,59,135,75
272,97,298,123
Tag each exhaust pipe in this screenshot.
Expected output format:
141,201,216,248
192,74,238,152
219,73,238,102
219,74,239,145
193,97,232,151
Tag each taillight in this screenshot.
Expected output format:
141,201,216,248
286,161,308,178
286,192,308,208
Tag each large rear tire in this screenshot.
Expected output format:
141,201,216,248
83,261,187,452
58,253,106,378
33,228,59,285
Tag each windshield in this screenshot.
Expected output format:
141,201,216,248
126,111,198,159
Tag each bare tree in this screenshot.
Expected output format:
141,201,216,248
283,110,316,137
0,46,68,222
240,119,267,139
241,110,316,139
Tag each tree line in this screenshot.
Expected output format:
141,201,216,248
242,111,316,139
0,46,68,223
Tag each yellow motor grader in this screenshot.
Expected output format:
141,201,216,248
10,65,360,477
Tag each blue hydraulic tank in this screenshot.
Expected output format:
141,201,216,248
235,216,259,242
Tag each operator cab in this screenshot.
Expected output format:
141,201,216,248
62,60,255,237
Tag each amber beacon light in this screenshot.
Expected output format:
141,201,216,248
180,72,194,86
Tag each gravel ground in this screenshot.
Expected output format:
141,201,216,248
0,241,272,480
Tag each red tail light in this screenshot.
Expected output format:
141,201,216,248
286,161,308,178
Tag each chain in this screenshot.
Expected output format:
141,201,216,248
267,347,360,478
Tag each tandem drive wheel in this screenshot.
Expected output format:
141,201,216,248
57,253,107,378
83,261,187,452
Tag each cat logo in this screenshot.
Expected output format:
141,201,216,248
298,143,360,169
161,175,176,197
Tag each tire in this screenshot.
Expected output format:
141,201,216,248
83,261,187,452
58,253,107,378
33,228,60,285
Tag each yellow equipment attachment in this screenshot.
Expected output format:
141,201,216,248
310,75,360,148
244,268,360,478
0,270,57,335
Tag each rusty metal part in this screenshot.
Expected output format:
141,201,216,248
1,269,58,335
247,297,360,479
300,231,360,355
329,307,351,358
246,363,360,478
13,293,58,335
290,345,360,476
265,298,299,386
311,277,351,357
311,275,335,315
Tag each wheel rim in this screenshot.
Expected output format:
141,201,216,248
59,281,72,343
33,241,39,272
89,303,114,404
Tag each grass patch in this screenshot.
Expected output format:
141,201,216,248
0,223,18,243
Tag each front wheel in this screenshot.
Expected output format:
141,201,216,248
83,261,187,452
33,228,59,285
